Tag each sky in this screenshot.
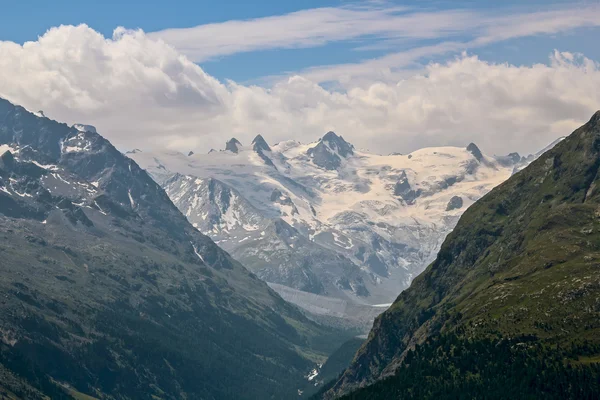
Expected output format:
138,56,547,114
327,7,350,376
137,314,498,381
0,0,599,156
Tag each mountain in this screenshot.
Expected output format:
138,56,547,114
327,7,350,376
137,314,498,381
306,132,354,170
322,111,600,399
0,98,344,399
130,132,556,319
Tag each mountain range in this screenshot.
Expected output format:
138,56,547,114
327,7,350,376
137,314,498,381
130,130,562,327
0,98,346,399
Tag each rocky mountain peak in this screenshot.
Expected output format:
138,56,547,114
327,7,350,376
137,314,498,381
321,131,354,157
466,142,483,161
251,135,275,167
252,134,271,152
187,150,194,156
225,138,242,153
307,131,354,170
322,130,339,141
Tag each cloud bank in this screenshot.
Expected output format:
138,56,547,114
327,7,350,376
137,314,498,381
0,25,599,157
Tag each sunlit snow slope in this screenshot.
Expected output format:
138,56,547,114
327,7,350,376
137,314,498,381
130,133,558,306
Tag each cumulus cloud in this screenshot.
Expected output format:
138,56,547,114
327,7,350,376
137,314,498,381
0,25,599,157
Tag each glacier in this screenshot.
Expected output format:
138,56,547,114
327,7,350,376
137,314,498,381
129,132,560,328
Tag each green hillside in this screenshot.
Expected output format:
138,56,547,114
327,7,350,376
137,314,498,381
325,111,600,399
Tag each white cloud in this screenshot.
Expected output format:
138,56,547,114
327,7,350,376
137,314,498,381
0,25,599,159
295,5,600,85
148,6,477,62
147,3,600,87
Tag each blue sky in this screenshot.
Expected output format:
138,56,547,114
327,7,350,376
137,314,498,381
2,0,599,83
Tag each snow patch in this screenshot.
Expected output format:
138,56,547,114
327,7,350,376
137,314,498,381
73,123,97,134
94,201,108,215
191,243,205,263
128,190,136,208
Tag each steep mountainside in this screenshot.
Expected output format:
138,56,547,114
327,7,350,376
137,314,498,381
130,133,540,310
324,111,600,398
0,98,342,400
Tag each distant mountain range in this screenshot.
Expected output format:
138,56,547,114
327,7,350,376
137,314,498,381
0,98,344,399
130,130,563,322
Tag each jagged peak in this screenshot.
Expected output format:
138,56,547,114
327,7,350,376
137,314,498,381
187,151,195,157
252,135,276,168
321,131,352,147
252,134,271,152
126,148,142,154
322,131,341,141
319,131,354,155
466,142,483,161
306,131,354,170
225,138,242,153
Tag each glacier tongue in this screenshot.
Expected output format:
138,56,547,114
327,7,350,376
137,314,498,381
129,134,560,310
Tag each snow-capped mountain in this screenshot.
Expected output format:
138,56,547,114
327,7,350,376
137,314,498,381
130,132,557,306
0,98,345,399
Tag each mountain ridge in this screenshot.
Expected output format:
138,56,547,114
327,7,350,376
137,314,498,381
0,97,343,399
323,110,600,398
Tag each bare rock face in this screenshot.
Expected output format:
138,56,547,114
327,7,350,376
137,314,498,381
466,142,483,161
393,171,421,204
225,137,242,153
446,195,463,211
252,134,271,152
252,134,276,167
307,131,354,170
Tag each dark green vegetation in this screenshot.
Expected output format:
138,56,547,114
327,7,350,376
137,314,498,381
324,111,600,398
0,98,347,399
339,334,600,400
